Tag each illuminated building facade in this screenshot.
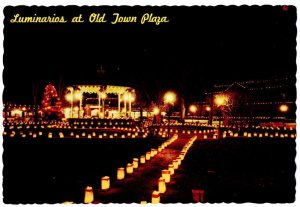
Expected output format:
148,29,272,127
64,85,135,119
204,77,296,125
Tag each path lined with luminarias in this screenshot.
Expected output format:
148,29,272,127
91,135,194,203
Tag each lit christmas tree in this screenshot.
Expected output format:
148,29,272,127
41,83,63,120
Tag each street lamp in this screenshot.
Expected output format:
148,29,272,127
164,91,176,139
215,94,228,107
214,94,228,126
279,104,289,127
189,105,197,123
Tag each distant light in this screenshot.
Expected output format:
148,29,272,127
153,107,160,115
215,94,228,106
164,91,176,105
279,104,288,112
189,105,197,113
205,106,211,112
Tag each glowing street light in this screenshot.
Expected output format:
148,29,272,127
189,105,197,113
279,104,289,127
279,104,288,113
214,94,229,129
189,105,197,123
164,91,176,105
164,91,177,139
205,106,211,112
214,94,228,107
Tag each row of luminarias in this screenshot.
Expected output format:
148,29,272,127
5,127,296,139
81,134,179,204
5,120,294,133
157,127,216,138
5,130,149,139
218,130,296,139
148,136,198,204
4,119,132,126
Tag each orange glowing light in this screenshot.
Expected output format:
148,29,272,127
215,94,228,106
189,105,197,113
153,107,160,115
164,91,176,105
279,104,288,112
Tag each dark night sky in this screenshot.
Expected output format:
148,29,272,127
3,6,297,104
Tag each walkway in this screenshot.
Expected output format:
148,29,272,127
94,136,192,203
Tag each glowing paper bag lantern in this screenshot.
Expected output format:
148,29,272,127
140,155,146,164
158,177,166,193
168,164,174,175
117,168,125,180
151,149,156,157
133,158,139,169
101,176,110,190
177,157,181,165
84,186,94,203
151,191,160,204
140,201,147,204
173,160,179,169
146,152,151,160
126,163,134,174
162,169,171,183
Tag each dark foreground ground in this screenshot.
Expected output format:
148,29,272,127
165,138,296,203
3,137,165,203
3,137,296,203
